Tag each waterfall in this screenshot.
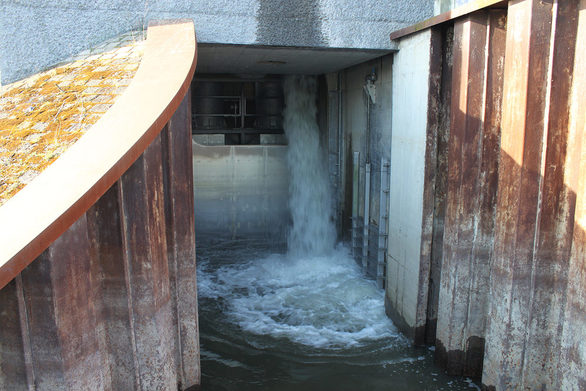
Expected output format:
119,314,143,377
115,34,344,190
197,74,399,351
195,75,479,391
283,75,336,256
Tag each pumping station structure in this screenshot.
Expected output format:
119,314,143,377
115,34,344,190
0,0,585,390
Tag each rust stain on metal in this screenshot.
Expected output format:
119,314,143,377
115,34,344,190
416,26,444,347
435,10,503,379
163,90,200,386
119,133,177,390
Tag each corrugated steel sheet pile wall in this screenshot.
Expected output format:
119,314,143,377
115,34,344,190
390,1,585,389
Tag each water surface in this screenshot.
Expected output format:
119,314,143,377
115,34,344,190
197,241,479,391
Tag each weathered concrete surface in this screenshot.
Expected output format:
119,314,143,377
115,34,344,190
435,10,505,378
0,0,435,84
0,92,200,390
340,52,393,268
386,29,433,341
434,0,477,14
192,142,289,243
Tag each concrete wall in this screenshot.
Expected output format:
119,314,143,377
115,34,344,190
434,0,475,15
386,30,433,340
344,56,393,215
0,0,434,84
337,53,393,279
192,141,289,243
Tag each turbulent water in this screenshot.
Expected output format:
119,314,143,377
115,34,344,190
200,76,394,350
198,245,399,349
196,75,479,390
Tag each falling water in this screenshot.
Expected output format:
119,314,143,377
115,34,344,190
283,75,336,256
196,75,480,390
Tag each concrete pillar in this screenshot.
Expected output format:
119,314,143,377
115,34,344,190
387,28,444,344
483,0,583,389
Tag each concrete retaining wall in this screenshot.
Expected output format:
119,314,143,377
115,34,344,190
192,142,289,243
340,53,393,230
386,29,433,341
0,0,434,84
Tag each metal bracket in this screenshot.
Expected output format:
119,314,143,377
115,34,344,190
364,80,376,105
364,69,377,104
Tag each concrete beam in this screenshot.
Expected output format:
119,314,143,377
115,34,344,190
0,0,436,84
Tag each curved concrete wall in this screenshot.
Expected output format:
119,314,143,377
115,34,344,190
0,0,433,84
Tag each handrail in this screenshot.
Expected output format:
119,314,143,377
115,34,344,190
0,20,197,290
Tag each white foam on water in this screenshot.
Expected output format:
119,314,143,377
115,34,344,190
198,246,401,349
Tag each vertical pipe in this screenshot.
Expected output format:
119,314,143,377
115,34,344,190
362,162,371,274
352,152,360,257
338,72,344,234
365,95,371,163
377,158,390,289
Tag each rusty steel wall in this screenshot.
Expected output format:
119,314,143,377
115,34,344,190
558,2,586,390
420,0,586,388
0,92,200,391
434,9,506,378
483,0,585,389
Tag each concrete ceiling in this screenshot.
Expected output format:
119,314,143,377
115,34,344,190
195,43,392,75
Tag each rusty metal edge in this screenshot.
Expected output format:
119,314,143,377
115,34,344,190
0,20,198,290
389,0,507,41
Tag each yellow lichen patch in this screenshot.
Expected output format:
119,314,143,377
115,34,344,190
0,36,146,206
